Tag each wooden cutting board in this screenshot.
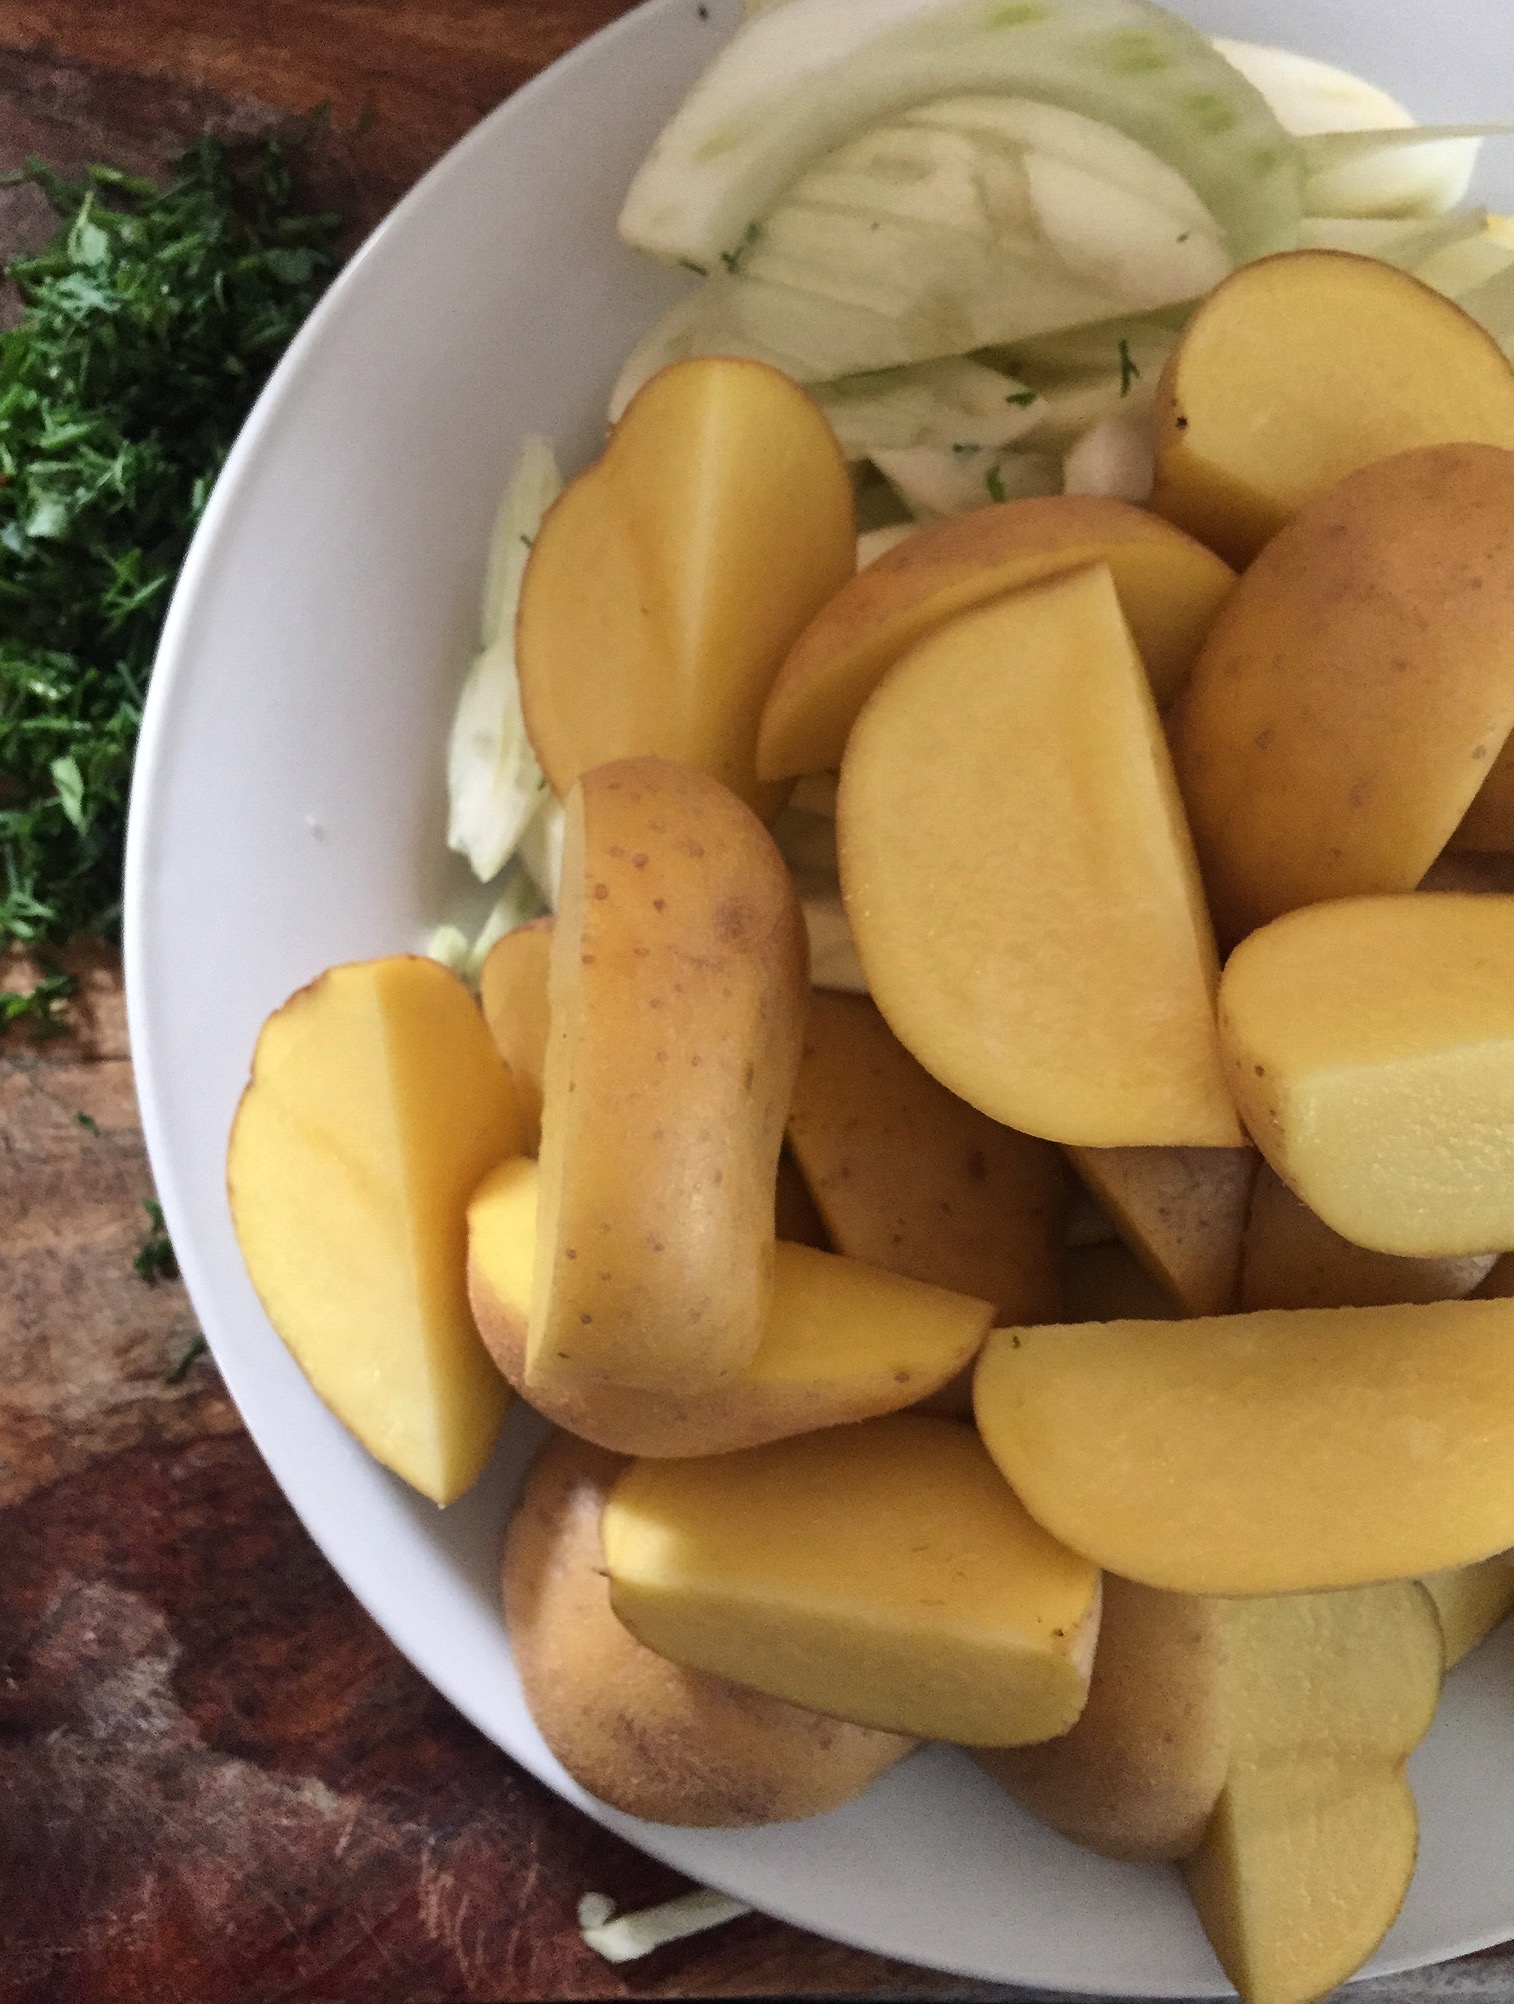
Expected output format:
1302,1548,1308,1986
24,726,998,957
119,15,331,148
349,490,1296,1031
1,7,1511,2001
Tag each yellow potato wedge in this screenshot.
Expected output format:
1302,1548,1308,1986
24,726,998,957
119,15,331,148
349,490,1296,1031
1419,1556,1514,1668
1065,1145,1256,1317
479,917,552,1152
602,1413,1101,1745
980,1576,1228,1863
1219,895,1514,1257
758,495,1235,780
1184,1584,1443,2004
503,1432,913,1824
975,1299,1514,1594
786,990,1066,1322
838,564,1242,1147
227,956,521,1504
470,1157,992,1456
1151,251,1514,567
518,357,854,812
530,757,808,1395
1171,443,1514,943
1241,1164,1496,1312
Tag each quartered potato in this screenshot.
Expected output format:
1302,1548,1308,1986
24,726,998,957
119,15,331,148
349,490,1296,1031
503,1431,913,1823
1065,1143,1256,1316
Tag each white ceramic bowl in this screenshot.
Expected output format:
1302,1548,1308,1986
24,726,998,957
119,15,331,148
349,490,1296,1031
125,3,1514,1989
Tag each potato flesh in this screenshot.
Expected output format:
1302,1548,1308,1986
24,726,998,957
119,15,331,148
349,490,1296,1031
757,495,1235,780
1182,1585,1442,2004
786,990,1066,1323
1171,443,1514,943
1151,251,1514,567
469,1158,992,1457
517,357,854,813
603,1414,1100,1746
1065,1144,1256,1316
1219,895,1514,1257
227,957,521,1504
974,1300,1514,1594
502,1433,912,1825
529,758,808,1394
479,919,552,1152
838,564,1242,1148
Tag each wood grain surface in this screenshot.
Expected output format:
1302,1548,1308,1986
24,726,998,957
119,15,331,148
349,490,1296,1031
3,5,1514,2000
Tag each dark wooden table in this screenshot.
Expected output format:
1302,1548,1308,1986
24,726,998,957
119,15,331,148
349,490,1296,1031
2,7,1514,2000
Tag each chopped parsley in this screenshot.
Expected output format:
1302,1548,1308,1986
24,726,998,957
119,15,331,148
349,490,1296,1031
1005,389,1039,407
0,133,340,948
984,463,1008,504
1118,337,1141,396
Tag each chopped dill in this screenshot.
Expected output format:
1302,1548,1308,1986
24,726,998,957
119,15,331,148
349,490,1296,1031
0,133,340,947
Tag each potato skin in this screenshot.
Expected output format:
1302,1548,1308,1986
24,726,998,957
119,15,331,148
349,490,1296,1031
1171,443,1514,944
502,1433,913,1825
530,757,809,1393
978,1576,1228,1863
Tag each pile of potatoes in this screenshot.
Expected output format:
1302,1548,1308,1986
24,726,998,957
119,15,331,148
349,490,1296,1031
228,246,1514,2004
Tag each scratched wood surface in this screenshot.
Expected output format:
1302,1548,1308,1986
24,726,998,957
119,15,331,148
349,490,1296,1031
3,6,1514,2000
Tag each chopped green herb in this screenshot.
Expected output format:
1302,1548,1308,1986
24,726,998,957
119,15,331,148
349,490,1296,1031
677,257,710,276
75,1109,100,1134
984,463,1008,504
0,133,341,948
1005,390,1039,408
1118,338,1141,396
0,967,75,1034
166,1332,208,1383
133,1196,180,1283
719,221,762,275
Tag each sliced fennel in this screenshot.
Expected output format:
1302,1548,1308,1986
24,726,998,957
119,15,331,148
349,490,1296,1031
1061,410,1153,500
873,443,1060,517
518,792,566,910
1213,39,1482,218
623,97,1231,383
1297,126,1511,221
447,437,562,884
812,357,1044,458
619,0,1302,272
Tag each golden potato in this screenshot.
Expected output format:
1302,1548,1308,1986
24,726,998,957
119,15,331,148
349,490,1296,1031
470,1157,991,1456
479,918,552,1152
758,495,1235,780
603,1414,1101,1746
1151,251,1514,567
1219,895,1514,1257
838,565,1242,1147
786,991,1066,1323
518,358,854,813
503,1432,913,1824
1171,443,1514,943
1065,1145,1256,1317
227,957,521,1504
975,1299,1514,1594
980,1576,1228,1863
1184,1585,1442,2004
530,758,808,1395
